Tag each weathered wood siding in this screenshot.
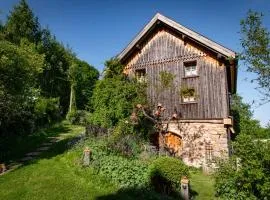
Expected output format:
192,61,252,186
124,28,229,119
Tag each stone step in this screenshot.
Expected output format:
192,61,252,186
20,156,34,162
25,152,41,156
41,142,53,146
36,146,50,151
49,138,59,143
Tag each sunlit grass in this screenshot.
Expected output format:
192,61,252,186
0,122,215,200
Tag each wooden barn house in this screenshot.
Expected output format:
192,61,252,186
117,13,238,168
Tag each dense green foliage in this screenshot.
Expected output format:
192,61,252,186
240,10,270,101
89,59,147,128
215,134,270,199
231,94,269,138
34,97,61,126
215,95,270,199
77,137,150,188
149,156,189,195
90,76,139,127
3,0,41,44
74,60,99,110
0,0,98,138
95,155,150,188
0,39,44,135
215,10,270,199
103,58,125,79
82,136,193,199
39,30,73,114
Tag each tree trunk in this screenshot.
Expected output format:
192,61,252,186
69,83,76,113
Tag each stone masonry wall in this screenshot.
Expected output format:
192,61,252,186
162,120,230,168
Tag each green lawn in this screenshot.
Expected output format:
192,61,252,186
190,170,216,199
0,151,117,200
0,123,216,200
0,123,118,200
0,121,84,163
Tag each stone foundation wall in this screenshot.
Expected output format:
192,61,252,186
161,120,230,168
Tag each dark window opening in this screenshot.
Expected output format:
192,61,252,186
135,69,146,82
184,61,197,77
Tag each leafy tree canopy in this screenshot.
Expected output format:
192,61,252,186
215,134,270,199
103,58,125,79
231,94,269,138
89,58,147,128
4,0,41,44
0,39,44,135
240,10,270,102
74,59,99,110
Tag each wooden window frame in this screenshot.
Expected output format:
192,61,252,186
135,69,146,82
184,61,198,78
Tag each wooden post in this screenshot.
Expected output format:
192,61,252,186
83,147,91,166
180,176,189,200
0,163,6,174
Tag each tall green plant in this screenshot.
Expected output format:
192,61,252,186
4,0,41,44
215,134,270,199
240,10,270,102
103,58,124,79
90,76,147,128
231,94,268,138
0,39,44,135
74,60,99,110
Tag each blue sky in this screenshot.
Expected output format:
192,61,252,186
1,0,270,126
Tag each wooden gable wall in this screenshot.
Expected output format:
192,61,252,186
123,27,229,119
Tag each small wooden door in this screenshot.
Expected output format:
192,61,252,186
164,132,183,156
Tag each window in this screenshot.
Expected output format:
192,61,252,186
135,69,146,82
184,61,197,77
180,86,196,103
205,143,213,162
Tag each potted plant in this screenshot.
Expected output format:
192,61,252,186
180,86,196,102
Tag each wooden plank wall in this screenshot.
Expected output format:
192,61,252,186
124,28,229,119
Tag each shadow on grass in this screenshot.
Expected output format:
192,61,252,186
0,122,72,164
21,132,84,167
96,185,198,200
96,172,199,200
96,187,176,200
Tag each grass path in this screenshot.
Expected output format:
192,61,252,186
1,121,85,175
190,170,216,199
0,122,118,200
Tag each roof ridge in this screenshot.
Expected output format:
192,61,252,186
117,13,236,60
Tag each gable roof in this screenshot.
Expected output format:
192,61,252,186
117,13,236,61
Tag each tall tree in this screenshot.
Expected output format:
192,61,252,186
0,39,44,135
74,60,99,110
240,10,270,102
103,58,124,79
90,58,146,128
67,61,79,114
4,0,41,44
39,29,72,114
230,94,267,138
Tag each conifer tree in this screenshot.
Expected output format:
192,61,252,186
4,0,41,44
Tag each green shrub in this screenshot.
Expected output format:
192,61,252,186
214,134,270,199
214,157,256,200
93,155,150,188
89,74,147,128
108,134,143,157
35,97,61,126
149,156,189,195
81,137,150,188
66,110,91,125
